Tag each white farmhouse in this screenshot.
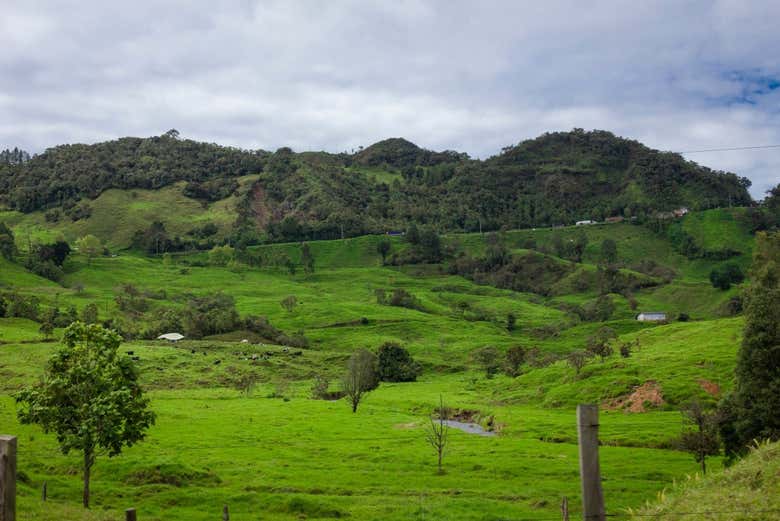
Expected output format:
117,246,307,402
636,312,667,322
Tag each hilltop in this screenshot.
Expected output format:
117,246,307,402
0,129,755,248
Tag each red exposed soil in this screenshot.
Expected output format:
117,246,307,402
697,379,721,397
604,381,665,413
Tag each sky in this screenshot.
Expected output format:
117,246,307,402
1,0,779,198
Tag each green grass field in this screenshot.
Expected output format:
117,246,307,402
0,208,759,520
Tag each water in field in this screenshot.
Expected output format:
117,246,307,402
443,420,496,436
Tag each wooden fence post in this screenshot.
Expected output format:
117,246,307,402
125,507,136,521
0,435,17,521
577,405,605,521
222,504,229,520
561,496,569,521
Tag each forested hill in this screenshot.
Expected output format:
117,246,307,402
0,129,753,241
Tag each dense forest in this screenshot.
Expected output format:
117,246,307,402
0,129,754,241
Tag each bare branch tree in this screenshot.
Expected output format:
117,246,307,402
426,395,450,474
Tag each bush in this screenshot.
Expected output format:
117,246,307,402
472,346,501,378
377,342,421,382
709,262,745,291
505,346,526,376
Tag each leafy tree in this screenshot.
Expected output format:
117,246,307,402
280,295,298,313
341,349,379,412
586,326,617,361
601,238,618,264
0,221,16,260
81,303,99,324
572,230,589,263
35,240,71,266
376,342,421,382
567,350,589,375
377,238,391,264
679,400,720,474
301,242,315,274
506,312,517,332
182,293,240,338
504,345,526,377
426,395,450,474
719,232,780,458
39,308,56,338
472,346,501,378
406,223,420,245
15,322,155,508
75,235,103,264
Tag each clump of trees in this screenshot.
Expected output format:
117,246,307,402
15,322,156,508
709,262,745,290
375,288,425,312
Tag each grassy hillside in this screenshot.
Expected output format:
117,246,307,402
633,440,780,520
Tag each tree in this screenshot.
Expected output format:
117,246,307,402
709,262,745,290
280,295,297,313
586,326,617,361
81,303,99,324
301,242,315,274
572,230,589,263
506,312,517,332
567,350,589,375
472,346,501,378
377,342,421,382
426,395,450,474
377,238,391,264
15,322,155,508
39,309,56,339
75,235,103,264
679,400,720,475
719,232,780,458
0,221,17,260
601,238,618,264
406,223,420,245
341,349,379,413
505,345,526,377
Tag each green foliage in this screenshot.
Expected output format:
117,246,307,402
472,346,501,378
342,348,379,412
301,242,315,274
15,322,155,507
720,232,780,457
505,345,526,376
75,235,102,264
181,293,240,339
678,400,720,475
376,238,391,264
601,238,618,264
208,244,234,266
0,221,16,259
81,303,99,324
709,262,744,290
376,342,421,382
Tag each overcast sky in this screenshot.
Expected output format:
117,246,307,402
1,1,778,198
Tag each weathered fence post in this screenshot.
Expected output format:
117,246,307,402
125,507,137,521
577,405,605,521
561,496,569,521
222,504,229,520
41,481,46,502
0,435,17,521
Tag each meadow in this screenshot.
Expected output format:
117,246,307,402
0,210,754,520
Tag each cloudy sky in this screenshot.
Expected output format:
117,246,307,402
1,1,778,197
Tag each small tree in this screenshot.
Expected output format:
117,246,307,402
75,235,103,264
39,309,56,339
0,221,17,260
506,312,517,332
586,326,617,362
504,345,526,377
426,395,450,474
208,245,234,266
81,302,99,324
472,346,501,378
601,238,618,264
377,238,391,264
341,349,379,413
301,242,315,274
280,295,298,313
679,400,720,475
567,350,589,375
15,322,155,508
377,342,421,382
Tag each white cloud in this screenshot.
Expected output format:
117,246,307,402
1,0,778,197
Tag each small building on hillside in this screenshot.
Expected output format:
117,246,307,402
636,312,667,322
576,220,597,226
158,332,185,342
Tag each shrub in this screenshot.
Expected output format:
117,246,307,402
505,346,526,377
377,342,421,382
709,262,745,291
472,346,501,378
